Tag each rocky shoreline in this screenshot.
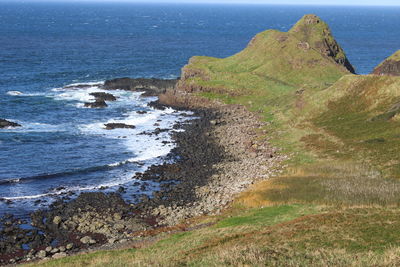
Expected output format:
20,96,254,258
0,79,286,265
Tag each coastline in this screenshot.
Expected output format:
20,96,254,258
0,84,286,265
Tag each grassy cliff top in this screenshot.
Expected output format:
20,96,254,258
387,50,400,61
178,14,355,100
380,50,400,63
372,49,400,75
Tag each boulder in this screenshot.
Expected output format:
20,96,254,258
104,123,136,130
80,236,96,245
52,252,67,259
89,92,117,101
36,250,47,259
84,100,107,108
52,216,62,225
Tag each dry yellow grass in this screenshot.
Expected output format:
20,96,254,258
236,161,400,208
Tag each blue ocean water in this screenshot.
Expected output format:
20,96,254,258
1,3,400,217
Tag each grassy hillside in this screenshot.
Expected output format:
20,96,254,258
29,14,400,266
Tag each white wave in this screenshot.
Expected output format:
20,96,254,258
3,192,60,200
1,166,150,201
51,82,149,109
6,91,23,96
79,104,193,177
2,80,195,202
2,108,193,201
63,81,104,88
2,122,65,133
6,91,45,97
54,90,96,102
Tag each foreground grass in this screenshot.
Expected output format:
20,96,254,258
30,205,400,266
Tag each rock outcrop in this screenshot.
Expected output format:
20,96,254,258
89,92,117,102
84,92,117,108
289,14,355,73
103,78,177,96
104,123,136,130
84,100,108,108
0,119,21,128
372,50,400,76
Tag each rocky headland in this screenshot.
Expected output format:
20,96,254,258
102,77,177,96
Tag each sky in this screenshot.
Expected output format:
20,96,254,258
2,0,400,6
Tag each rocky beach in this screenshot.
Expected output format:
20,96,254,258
0,78,285,265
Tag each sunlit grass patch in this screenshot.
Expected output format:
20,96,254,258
216,205,315,228
237,161,400,207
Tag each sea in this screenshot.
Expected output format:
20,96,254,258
1,2,400,218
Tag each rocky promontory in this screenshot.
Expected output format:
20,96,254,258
103,77,177,96
177,14,354,94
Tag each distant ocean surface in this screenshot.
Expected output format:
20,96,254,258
1,3,400,217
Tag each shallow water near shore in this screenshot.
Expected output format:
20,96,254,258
1,2,400,217
0,81,194,217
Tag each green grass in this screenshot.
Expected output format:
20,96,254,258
215,205,312,228
310,75,400,177
29,206,400,266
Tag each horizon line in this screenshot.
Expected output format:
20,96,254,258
1,1,400,7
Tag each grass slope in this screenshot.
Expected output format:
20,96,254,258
29,15,400,266
374,49,400,68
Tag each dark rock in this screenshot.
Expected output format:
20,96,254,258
89,92,117,102
136,110,148,114
84,100,108,108
63,83,102,89
148,100,167,110
103,77,178,96
154,128,169,135
104,123,136,130
117,186,126,193
0,119,21,129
